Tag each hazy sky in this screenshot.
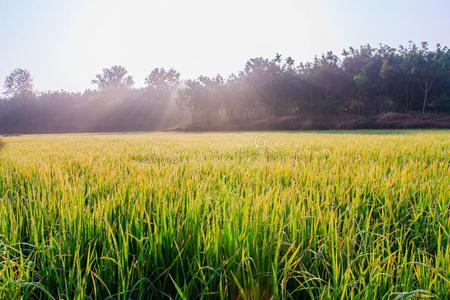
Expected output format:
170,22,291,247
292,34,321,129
1,0,449,92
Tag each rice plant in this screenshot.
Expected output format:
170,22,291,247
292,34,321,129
0,130,448,299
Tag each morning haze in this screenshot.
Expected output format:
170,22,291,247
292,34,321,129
1,0,449,92
0,1,449,299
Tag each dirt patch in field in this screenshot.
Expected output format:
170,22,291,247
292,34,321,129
172,113,450,131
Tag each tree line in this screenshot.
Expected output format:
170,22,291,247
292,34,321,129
0,67,189,133
1,41,449,133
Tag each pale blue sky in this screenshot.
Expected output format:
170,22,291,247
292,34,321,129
1,0,449,92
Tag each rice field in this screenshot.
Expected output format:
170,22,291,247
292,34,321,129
0,130,448,299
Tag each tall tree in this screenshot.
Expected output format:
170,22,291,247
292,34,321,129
409,42,448,113
145,68,180,91
353,73,368,115
3,69,34,97
92,65,134,91
243,56,282,115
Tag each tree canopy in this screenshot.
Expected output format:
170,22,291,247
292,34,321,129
91,65,134,91
3,69,34,98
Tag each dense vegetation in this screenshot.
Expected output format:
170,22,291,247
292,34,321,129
0,131,448,299
1,42,449,133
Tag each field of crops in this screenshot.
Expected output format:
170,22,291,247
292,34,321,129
0,130,448,299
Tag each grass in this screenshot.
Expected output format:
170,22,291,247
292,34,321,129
0,130,448,299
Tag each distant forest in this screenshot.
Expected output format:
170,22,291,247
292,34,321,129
1,41,449,133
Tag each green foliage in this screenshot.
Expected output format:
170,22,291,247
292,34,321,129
353,73,368,88
0,131,448,299
1,42,449,134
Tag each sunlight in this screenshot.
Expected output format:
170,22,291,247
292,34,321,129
66,0,334,90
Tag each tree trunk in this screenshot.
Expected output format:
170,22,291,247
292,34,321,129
418,77,435,114
422,91,428,114
422,80,430,114
358,91,361,115
379,96,383,114
272,95,277,116
405,89,409,113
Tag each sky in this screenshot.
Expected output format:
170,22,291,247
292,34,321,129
0,0,449,93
